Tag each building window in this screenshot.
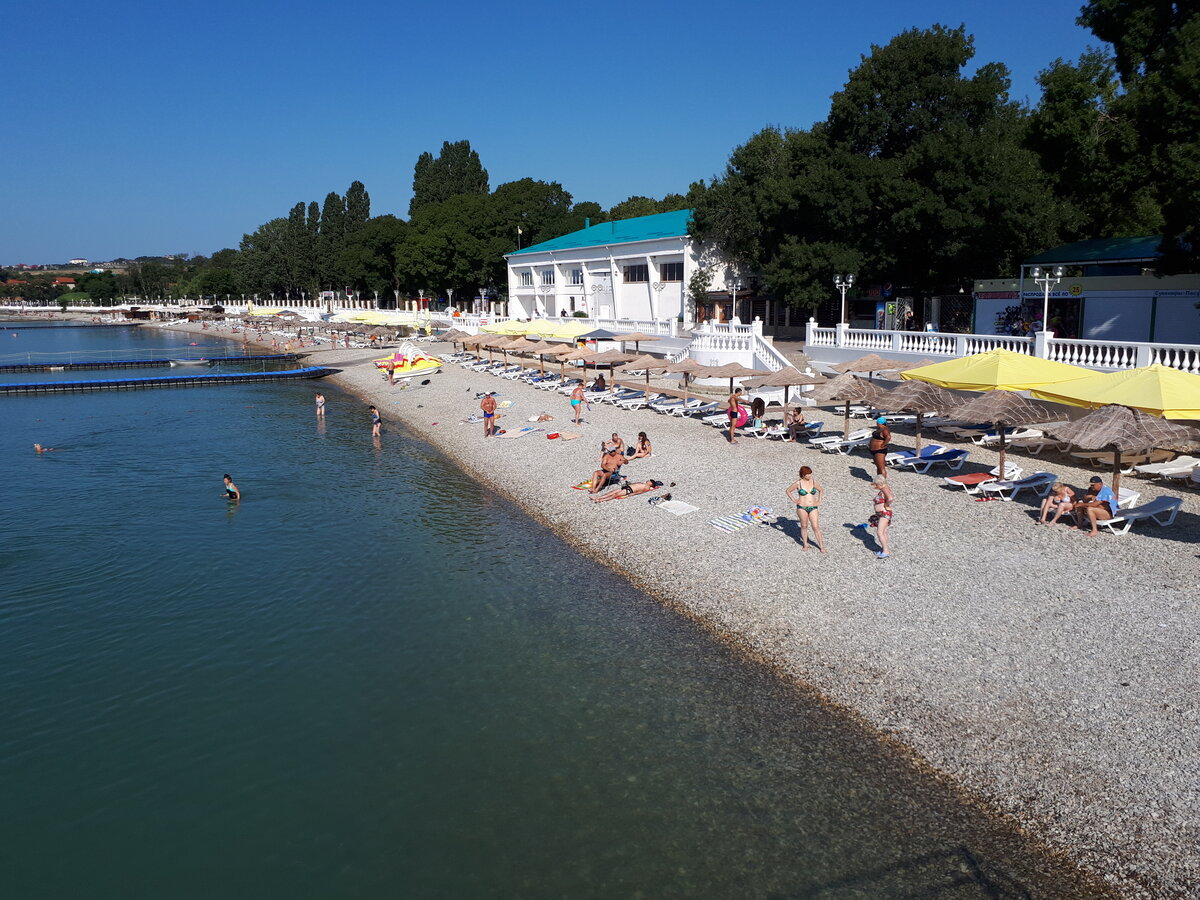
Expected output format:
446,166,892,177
623,263,649,283
519,272,533,287
541,270,555,285
660,262,684,282
570,268,583,285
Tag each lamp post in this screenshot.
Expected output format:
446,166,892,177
651,281,665,321
1030,265,1064,333
834,273,856,325
729,278,741,323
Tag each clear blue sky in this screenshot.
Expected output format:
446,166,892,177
4,0,1100,265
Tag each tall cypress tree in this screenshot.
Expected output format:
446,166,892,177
319,191,346,289
408,140,489,216
345,181,371,234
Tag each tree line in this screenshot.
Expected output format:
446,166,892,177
7,1,1196,313
689,3,1199,309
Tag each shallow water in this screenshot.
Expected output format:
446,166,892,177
0,326,1102,897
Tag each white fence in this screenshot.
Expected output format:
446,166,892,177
806,320,1200,374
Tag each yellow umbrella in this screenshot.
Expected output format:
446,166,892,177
900,348,1091,392
1030,364,1200,420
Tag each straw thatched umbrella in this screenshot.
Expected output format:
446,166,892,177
941,390,1057,476
832,354,922,380
1043,405,1200,495
615,353,670,385
865,380,961,453
806,373,875,437
740,366,827,406
579,349,636,391
558,346,592,381
699,361,772,394
612,332,663,353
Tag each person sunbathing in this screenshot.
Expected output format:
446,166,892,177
590,479,665,502
589,447,626,494
1037,482,1075,525
625,432,651,461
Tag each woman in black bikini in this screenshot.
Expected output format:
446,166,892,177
869,416,891,479
785,465,825,551
590,478,664,502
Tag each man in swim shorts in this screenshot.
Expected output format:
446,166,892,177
480,392,497,437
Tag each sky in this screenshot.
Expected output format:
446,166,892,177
3,0,1102,265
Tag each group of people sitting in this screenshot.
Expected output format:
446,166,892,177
1037,475,1118,535
587,431,655,499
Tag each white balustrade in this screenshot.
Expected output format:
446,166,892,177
804,317,1199,373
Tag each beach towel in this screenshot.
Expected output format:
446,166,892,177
497,400,514,409
571,480,593,491
557,432,582,441
462,415,483,424
708,506,775,533
501,426,541,439
658,500,699,516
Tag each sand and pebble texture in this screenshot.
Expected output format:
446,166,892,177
169,323,1200,898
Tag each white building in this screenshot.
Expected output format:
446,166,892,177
504,210,707,322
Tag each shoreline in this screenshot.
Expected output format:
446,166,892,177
164,319,1195,898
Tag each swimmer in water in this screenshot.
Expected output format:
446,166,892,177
223,474,240,501
33,443,56,453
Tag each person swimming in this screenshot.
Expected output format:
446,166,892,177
223,474,240,501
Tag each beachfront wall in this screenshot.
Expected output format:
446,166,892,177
804,320,1200,375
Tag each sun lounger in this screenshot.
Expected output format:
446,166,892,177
1163,465,1200,486
1097,496,1184,535
681,402,721,418
885,445,946,467
974,427,1041,446
822,436,871,454
1136,456,1199,476
977,471,1057,501
810,428,869,450
1070,449,1173,472
897,448,970,473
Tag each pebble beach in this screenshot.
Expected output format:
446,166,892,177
177,322,1200,897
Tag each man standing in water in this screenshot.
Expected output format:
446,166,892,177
223,474,240,501
480,392,497,437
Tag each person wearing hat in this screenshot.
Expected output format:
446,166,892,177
869,416,892,479
1073,475,1118,536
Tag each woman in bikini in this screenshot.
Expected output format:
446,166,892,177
570,382,585,425
369,406,381,437
785,407,806,442
1038,482,1075,525
869,416,891,480
785,465,825,552
626,432,652,461
864,479,894,558
590,478,665,502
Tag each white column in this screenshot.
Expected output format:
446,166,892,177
645,254,659,320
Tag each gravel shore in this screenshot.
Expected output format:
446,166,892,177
177,322,1200,897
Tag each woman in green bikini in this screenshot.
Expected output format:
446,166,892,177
785,465,825,552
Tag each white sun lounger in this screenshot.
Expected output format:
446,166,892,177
1133,456,1199,476
898,448,970,473
977,472,1057,501
1097,496,1184,535
810,428,869,449
822,436,871,454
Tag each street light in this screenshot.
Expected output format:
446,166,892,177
1030,265,1065,333
834,273,856,325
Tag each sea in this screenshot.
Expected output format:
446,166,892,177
0,322,1097,898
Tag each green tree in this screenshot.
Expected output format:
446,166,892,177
75,271,119,301
1078,0,1200,271
408,139,489,217
608,196,662,220
344,180,371,234
318,191,346,288
339,214,407,300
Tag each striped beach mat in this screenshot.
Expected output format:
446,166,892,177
501,426,541,438
708,506,775,533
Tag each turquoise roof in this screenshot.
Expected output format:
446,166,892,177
1024,236,1162,265
507,209,692,256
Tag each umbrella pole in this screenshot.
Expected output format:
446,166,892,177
844,402,850,439
915,412,922,454
998,430,1007,478
1112,449,1122,497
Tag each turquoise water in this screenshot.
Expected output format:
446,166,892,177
0,327,1100,898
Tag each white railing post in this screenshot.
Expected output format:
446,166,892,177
834,322,847,349
806,317,816,346
1033,330,1051,359
954,334,968,357
1136,344,1153,367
